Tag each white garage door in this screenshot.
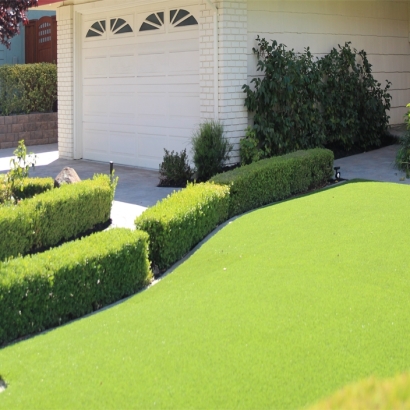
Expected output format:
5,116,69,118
81,6,200,169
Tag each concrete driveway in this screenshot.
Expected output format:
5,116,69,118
0,143,179,229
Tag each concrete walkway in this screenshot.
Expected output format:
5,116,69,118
0,143,178,229
1,139,409,229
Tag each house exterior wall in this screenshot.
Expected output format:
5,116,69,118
247,1,410,125
56,5,74,159
200,0,248,163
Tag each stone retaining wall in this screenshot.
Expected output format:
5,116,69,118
0,112,57,149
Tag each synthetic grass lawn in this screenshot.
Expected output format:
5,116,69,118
1,181,410,409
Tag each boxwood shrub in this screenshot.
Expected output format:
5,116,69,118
211,148,334,217
0,228,151,346
0,174,114,261
13,177,54,200
135,182,230,270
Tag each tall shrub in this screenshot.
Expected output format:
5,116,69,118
0,63,57,115
319,43,391,150
191,120,233,181
243,37,325,158
243,38,392,159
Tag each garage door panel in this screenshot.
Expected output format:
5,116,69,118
84,56,108,78
109,93,135,116
136,53,167,74
109,54,136,77
169,94,199,117
168,50,199,73
83,129,110,160
83,93,109,116
110,132,137,157
136,93,168,116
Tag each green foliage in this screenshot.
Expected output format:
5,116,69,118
0,174,114,261
159,148,194,187
396,104,410,178
0,63,57,115
239,126,262,165
191,120,233,181
0,228,152,345
319,42,391,150
1,140,37,203
135,182,230,270
211,148,333,217
243,38,392,157
243,37,325,157
0,176,54,204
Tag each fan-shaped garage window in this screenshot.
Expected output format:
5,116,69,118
139,12,164,31
86,20,106,38
110,18,133,35
170,9,198,27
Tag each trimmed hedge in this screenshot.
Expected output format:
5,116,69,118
0,63,57,115
0,228,152,345
14,177,54,200
135,183,230,270
211,148,334,217
0,175,114,261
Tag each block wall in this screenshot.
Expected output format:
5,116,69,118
0,113,57,149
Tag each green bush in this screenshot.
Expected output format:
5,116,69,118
211,148,334,217
0,63,57,115
191,120,233,181
243,37,325,157
396,104,410,177
319,43,392,151
135,182,230,270
0,228,152,345
159,148,194,187
0,175,114,261
12,177,54,200
243,38,392,157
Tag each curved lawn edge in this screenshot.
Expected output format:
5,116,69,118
2,180,410,410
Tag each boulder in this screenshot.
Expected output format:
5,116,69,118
54,167,81,188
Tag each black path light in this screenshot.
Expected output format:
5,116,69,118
109,161,114,183
334,166,341,180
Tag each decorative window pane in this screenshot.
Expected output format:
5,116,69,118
86,20,106,38
170,9,198,28
139,12,164,32
110,18,133,35
175,15,198,27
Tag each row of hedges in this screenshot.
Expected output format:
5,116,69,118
0,175,114,261
211,148,334,217
0,228,151,345
136,148,333,271
0,63,57,115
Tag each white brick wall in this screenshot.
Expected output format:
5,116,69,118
56,6,74,159
200,0,248,163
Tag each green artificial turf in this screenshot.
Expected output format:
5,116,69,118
1,181,410,409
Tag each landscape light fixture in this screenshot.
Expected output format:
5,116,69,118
334,166,341,180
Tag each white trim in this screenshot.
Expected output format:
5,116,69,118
205,0,219,121
74,11,83,159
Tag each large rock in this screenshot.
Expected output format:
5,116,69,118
54,167,81,188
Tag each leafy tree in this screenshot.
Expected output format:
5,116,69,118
0,0,38,48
